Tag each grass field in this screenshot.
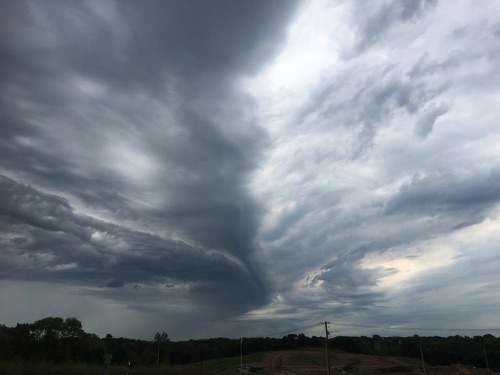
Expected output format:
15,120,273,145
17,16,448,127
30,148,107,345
0,361,183,375
0,352,265,375
0,349,474,375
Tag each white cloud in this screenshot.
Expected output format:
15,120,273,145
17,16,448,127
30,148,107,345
243,0,500,334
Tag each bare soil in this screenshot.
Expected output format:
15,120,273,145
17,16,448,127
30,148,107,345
242,348,474,375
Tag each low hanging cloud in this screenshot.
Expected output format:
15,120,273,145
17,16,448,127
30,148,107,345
0,175,267,314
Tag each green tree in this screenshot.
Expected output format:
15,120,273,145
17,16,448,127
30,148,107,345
62,317,84,338
0,324,13,360
12,323,36,360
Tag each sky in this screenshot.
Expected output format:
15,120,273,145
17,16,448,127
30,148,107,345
1,0,500,341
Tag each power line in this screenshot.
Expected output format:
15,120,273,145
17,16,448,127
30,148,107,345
233,320,500,341
328,321,500,333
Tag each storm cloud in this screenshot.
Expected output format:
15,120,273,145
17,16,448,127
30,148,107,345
1,0,499,340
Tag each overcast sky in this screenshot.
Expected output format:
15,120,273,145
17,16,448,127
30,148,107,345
1,0,500,341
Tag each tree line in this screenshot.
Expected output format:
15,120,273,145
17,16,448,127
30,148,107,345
0,317,499,368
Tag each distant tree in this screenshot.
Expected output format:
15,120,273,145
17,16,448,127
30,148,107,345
154,331,170,367
297,333,309,347
62,317,84,338
0,324,13,359
12,323,36,360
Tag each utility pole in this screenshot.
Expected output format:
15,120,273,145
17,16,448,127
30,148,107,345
240,337,243,374
419,344,426,375
325,322,331,375
484,342,491,374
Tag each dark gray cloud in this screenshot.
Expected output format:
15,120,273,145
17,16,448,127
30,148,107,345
0,173,267,316
0,0,299,338
309,251,392,309
1,0,297,89
1,0,298,240
384,170,500,220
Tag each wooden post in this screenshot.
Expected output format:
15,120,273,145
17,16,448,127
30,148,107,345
325,322,331,375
